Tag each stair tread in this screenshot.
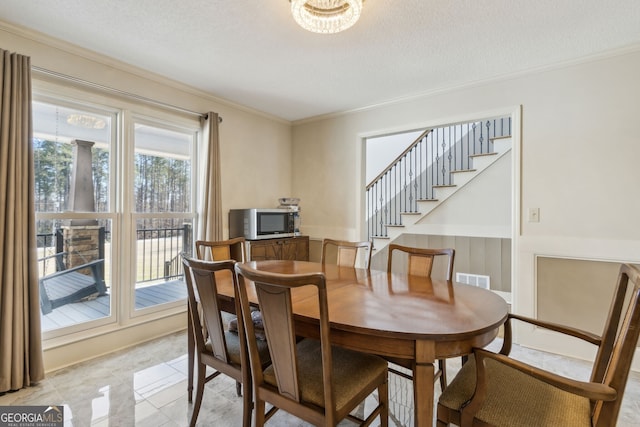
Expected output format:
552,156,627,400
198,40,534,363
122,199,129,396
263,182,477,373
451,169,477,174
433,184,456,188
490,135,512,141
469,152,497,158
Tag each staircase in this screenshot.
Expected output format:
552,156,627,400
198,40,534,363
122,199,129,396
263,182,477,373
366,117,512,253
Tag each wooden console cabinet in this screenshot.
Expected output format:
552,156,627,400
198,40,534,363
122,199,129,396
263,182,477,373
247,236,309,261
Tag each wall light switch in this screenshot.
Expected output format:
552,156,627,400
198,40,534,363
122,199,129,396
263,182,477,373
528,208,540,223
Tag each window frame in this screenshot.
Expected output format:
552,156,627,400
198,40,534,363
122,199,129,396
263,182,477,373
32,85,201,343
127,114,198,317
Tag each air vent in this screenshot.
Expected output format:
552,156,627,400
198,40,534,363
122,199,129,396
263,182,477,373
456,272,490,289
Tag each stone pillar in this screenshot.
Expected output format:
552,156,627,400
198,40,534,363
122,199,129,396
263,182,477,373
68,139,98,226
64,139,100,270
61,225,102,268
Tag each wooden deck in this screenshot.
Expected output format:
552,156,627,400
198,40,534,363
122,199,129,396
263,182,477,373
41,279,187,331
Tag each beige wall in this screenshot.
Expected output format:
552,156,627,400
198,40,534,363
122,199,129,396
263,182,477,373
292,47,640,362
1,22,293,371
537,257,621,334
292,50,640,241
537,257,640,352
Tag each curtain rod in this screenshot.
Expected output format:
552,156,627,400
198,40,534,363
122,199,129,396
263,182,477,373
31,66,222,123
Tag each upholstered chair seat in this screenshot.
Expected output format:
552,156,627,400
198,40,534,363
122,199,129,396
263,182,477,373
206,330,270,366
439,355,592,427
262,338,388,410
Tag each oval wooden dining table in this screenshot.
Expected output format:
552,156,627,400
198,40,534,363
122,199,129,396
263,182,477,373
214,260,509,427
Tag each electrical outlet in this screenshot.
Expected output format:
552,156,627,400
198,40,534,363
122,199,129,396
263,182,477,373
528,208,540,223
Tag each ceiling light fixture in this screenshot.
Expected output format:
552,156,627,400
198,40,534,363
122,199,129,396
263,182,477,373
290,0,363,34
66,114,106,130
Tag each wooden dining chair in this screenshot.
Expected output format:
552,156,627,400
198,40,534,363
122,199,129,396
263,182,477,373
187,237,247,402
387,243,455,280
320,238,373,270
182,256,270,427
437,263,640,427
386,244,456,392
195,236,247,262
234,262,389,427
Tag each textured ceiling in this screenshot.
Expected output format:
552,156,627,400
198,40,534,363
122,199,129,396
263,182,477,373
1,0,639,121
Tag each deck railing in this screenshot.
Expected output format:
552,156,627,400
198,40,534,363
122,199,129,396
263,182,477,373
37,223,191,284
136,224,191,283
366,117,511,239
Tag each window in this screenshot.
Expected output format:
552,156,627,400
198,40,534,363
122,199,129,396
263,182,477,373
33,99,116,333
131,120,195,311
33,96,198,335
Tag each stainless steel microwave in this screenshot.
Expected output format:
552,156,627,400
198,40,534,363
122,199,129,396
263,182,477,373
229,208,299,240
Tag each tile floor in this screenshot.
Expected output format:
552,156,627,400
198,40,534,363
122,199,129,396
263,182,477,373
1,331,639,426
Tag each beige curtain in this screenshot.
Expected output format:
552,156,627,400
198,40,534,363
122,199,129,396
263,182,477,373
199,112,223,242
0,49,44,392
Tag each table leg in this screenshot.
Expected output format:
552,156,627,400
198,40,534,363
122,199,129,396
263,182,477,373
414,340,436,427
413,362,435,427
